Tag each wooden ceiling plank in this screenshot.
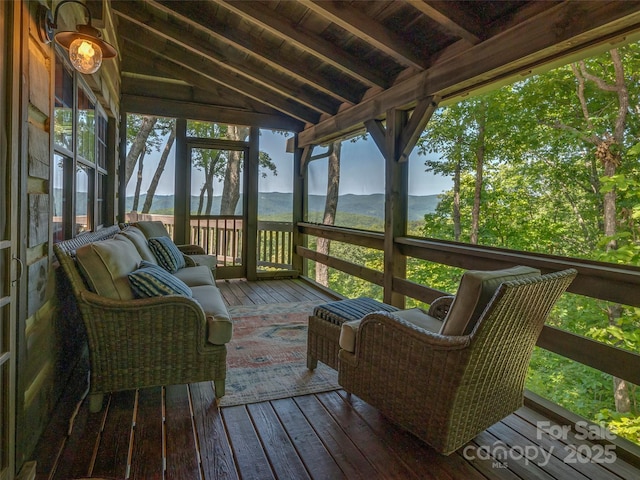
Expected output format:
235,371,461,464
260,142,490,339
214,0,388,89
119,27,320,124
407,1,480,44
301,0,427,70
112,1,338,116
299,0,640,147
147,0,362,105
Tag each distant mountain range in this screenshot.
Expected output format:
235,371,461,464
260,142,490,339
124,192,440,221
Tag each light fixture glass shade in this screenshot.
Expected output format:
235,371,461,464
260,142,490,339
68,38,102,74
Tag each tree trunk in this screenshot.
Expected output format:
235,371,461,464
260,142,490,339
142,123,176,214
574,49,630,413
132,150,144,212
220,126,248,215
316,141,341,286
125,116,157,185
453,151,462,242
470,102,487,245
197,183,206,216
205,166,214,215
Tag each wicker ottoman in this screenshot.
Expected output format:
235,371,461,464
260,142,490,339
307,297,398,370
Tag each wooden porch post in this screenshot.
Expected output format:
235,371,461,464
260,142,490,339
366,97,439,307
246,127,259,280
383,108,408,307
174,118,188,245
292,137,311,276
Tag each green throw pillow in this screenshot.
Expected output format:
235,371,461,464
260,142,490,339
128,262,192,298
148,236,186,273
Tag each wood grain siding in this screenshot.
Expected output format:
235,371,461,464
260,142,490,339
19,5,56,463
17,0,123,466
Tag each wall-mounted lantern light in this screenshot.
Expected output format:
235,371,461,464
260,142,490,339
38,0,116,74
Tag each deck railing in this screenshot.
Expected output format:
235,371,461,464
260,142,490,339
124,213,293,269
297,221,640,391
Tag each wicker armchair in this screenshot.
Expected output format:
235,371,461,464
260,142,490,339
54,226,227,412
338,268,577,455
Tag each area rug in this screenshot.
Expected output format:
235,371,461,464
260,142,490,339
219,300,340,407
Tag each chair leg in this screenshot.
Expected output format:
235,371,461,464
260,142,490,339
307,354,318,370
89,393,104,413
214,379,225,399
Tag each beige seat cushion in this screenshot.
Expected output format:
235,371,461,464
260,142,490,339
339,308,443,353
191,285,233,345
440,265,541,336
188,254,218,275
76,234,142,300
173,265,216,287
119,226,158,264
394,308,443,333
133,220,170,239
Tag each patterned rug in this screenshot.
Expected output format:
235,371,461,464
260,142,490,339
219,300,340,407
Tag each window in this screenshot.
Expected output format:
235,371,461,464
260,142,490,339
53,51,110,240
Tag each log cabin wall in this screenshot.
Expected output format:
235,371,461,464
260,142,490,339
16,0,120,466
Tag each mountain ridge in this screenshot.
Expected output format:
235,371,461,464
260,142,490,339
122,192,440,221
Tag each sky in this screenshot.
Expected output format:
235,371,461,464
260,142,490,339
126,129,451,197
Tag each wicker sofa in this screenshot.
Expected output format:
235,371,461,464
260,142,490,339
54,225,231,412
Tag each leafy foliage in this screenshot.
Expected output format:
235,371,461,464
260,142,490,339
318,44,640,444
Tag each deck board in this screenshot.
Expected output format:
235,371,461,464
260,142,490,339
293,394,380,479
165,384,200,480
190,381,239,480
222,406,276,480
247,402,312,480
129,387,164,479
271,397,347,479
31,279,640,480
91,390,135,479
315,391,419,479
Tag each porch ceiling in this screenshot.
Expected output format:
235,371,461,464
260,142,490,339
109,0,640,142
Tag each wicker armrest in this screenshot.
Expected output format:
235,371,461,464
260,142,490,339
178,244,206,255
340,311,469,367
427,295,455,320
79,290,210,342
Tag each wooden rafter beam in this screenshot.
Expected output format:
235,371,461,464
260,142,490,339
148,0,364,105
122,94,304,132
364,119,387,159
213,0,388,89
299,1,640,146
398,95,440,162
122,58,278,114
112,1,340,116
364,95,439,162
407,1,480,45
117,23,320,124
300,0,427,70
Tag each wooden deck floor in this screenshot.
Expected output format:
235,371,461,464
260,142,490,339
31,279,639,480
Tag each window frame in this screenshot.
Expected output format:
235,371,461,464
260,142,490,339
53,49,110,240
